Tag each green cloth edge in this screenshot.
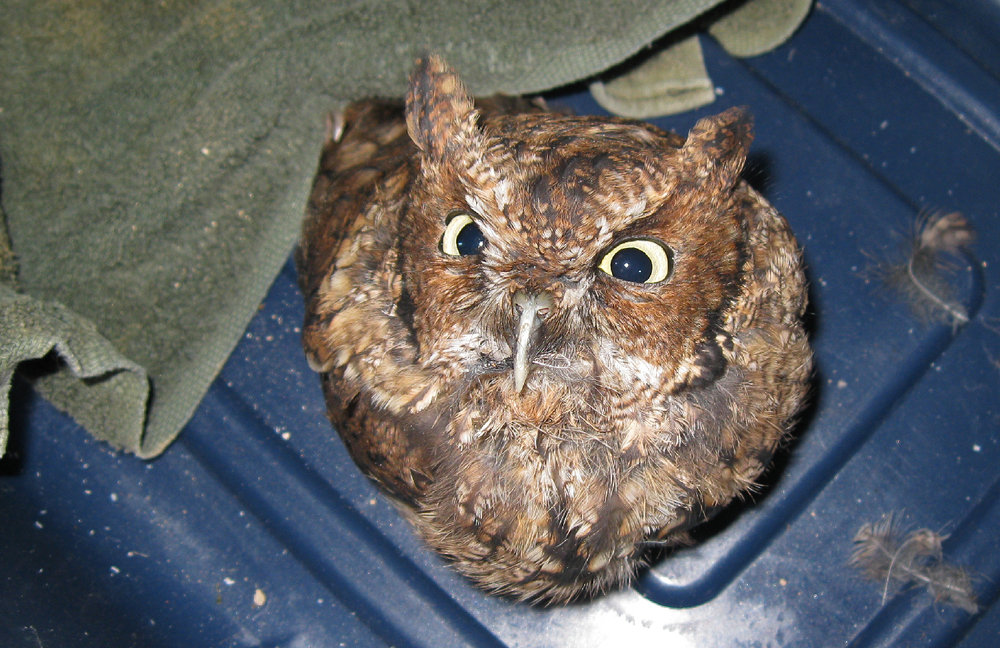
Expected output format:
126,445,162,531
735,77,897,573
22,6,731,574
590,35,717,119
0,283,149,455
590,0,813,118
710,0,813,58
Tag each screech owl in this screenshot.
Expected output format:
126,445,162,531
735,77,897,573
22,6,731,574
297,55,812,602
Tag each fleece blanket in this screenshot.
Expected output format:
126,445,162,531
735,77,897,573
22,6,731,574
0,0,809,458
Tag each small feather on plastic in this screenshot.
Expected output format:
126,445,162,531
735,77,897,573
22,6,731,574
887,211,975,327
850,512,978,613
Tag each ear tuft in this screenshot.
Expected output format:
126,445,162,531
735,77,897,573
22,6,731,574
405,55,479,161
682,106,755,188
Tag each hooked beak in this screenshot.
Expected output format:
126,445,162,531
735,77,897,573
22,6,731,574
512,290,554,393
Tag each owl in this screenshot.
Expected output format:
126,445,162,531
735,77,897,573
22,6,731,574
297,55,812,603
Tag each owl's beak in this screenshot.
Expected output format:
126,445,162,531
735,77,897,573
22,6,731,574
512,290,554,392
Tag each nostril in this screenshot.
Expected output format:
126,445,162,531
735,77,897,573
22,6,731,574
533,291,555,315
514,290,530,313
514,290,552,313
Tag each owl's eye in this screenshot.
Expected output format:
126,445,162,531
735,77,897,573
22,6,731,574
440,212,486,256
598,239,673,284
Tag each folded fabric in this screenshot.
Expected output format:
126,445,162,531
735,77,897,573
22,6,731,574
0,0,808,459
591,0,812,118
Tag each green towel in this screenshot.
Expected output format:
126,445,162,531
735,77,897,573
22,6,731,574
591,0,812,118
0,0,809,459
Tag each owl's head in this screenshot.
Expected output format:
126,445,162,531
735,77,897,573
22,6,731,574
399,56,754,407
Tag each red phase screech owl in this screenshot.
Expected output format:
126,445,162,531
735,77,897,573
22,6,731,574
297,55,812,602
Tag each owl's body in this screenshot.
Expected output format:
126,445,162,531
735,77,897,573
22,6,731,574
298,56,812,602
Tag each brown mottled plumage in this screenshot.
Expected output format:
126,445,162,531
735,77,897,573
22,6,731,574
297,55,812,602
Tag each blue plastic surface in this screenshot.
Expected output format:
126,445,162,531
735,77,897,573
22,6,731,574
4,0,1000,645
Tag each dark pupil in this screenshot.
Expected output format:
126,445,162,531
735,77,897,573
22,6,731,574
610,247,652,283
455,222,486,255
